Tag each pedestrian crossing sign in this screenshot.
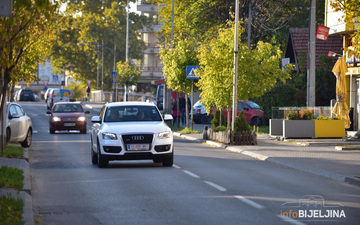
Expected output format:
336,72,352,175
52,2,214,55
186,66,199,79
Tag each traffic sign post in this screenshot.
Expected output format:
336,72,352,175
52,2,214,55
186,66,200,130
111,71,117,102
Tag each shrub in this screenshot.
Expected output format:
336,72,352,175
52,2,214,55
299,109,314,120
332,116,341,120
213,126,228,132
211,109,226,128
285,111,299,120
234,111,251,132
316,116,327,120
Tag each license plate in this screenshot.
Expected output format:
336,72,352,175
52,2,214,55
24,94,29,96
127,144,150,151
64,123,75,127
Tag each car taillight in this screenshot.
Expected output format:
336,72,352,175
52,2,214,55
197,109,201,114
52,94,55,97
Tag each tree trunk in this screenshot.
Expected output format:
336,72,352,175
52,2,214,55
177,92,180,127
1,71,11,152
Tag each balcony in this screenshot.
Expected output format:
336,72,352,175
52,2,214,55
136,1,165,13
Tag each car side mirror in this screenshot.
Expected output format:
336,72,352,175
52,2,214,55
46,111,52,114
85,111,90,114
163,114,173,121
91,116,101,123
10,114,20,119
244,107,249,111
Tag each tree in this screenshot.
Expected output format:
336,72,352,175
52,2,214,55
49,1,151,91
159,37,200,128
196,22,292,126
0,0,59,151
116,61,142,92
329,0,360,61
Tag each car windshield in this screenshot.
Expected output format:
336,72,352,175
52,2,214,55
22,90,33,93
245,101,260,109
104,106,162,122
194,100,202,107
53,104,83,112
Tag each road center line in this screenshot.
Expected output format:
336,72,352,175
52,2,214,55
172,164,181,169
234,195,265,209
204,181,227,192
277,215,306,225
183,170,200,178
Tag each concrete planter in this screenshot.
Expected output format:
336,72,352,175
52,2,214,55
269,119,284,136
314,120,345,138
283,120,315,138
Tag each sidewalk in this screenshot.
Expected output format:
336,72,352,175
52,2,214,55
174,132,360,187
0,147,33,225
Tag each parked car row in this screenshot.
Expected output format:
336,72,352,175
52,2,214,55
191,100,265,126
13,89,36,101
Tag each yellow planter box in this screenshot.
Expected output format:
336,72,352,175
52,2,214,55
314,120,345,138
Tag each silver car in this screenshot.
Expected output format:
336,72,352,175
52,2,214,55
5,102,33,147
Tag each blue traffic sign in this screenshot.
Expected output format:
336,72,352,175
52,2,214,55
186,66,200,79
111,71,117,83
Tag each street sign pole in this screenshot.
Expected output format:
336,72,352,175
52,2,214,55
191,80,194,131
186,65,199,130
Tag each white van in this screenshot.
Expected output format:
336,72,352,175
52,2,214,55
47,88,71,109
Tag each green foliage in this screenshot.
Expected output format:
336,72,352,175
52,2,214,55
316,55,337,106
48,1,151,91
213,126,228,132
68,81,86,101
212,109,226,128
0,144,23,158
316,116,327,120
0,195,23,225
197,21,292,119
0,166,24,189
299,109,314,120
285,111,299,120
116,61,142,88
178,128,202,134
234,111,251,133
159,37,200,94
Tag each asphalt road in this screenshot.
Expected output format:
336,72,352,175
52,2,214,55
18,101,360,225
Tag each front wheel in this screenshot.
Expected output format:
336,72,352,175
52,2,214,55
251,117,261,126
21,129,32,147
6,128,11,144
91,139,98,164
49,127,55,134
80,127,87,134
97,141,109,168
201,115,212,124
162,151,173,167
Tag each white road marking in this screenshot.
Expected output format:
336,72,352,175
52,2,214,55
204,181,227,192
277,215,306,225
183,170,200,178
33,131,38,134
172,164,181,169
234,195,265,209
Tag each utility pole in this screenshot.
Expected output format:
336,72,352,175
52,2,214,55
232,0,239,143
308,0,316,106
247,2,251,50
124,0,129,102
102,39,104,92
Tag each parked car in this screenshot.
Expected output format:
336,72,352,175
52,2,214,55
90,102,174,168
192,100,212,124
44,88,54,104
46,102,90,134
5,102,33,147
47,88,71,110
17,89,35,101
211,100,264,126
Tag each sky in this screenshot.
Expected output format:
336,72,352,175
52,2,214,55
60,2,139,13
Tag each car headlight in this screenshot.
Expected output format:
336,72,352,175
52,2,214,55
52,117,61,122
77,116,86,121
102,132,117,140
158,131,171,139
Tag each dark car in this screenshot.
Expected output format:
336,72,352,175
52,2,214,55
18,89,35,101
46,102,90,134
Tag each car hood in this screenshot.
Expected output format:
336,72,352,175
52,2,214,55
52,112,85,117
102,122,172,134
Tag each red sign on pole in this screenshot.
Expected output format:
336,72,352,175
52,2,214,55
316,25,330,41
87,80,92,86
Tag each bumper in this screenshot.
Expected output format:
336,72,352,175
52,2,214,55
101,151,173,161
20,96,34,101
50,122,87,130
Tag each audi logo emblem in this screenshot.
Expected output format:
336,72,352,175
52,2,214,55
132,135,144,141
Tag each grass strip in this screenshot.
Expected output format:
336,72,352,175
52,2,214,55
0,144,24,158
178,128,202,134
0,166,24,189
0,194,24,225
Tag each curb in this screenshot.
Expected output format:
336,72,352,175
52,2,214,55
0,148,33,225
174,132,360,187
